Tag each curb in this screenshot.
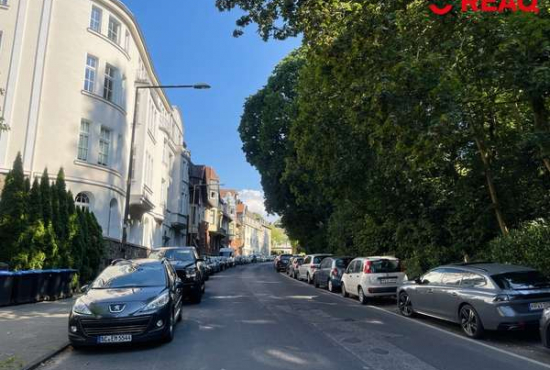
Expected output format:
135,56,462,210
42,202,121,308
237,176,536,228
21,342,70,370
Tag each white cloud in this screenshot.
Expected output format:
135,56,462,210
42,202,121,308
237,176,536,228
238,189,279,223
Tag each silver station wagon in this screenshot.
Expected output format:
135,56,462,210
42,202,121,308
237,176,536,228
397,263,550,338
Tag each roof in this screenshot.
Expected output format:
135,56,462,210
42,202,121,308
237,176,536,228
220,189,238,198
446,263,535,275
236,203,246,214
205,166,219,183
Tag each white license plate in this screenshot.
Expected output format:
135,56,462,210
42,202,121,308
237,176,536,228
529,302,550,311
97,334,132,343
380,279,397,284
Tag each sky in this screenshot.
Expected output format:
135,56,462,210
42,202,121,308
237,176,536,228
122,0,301,220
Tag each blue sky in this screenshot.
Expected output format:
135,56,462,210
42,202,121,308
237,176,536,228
123,1,300,204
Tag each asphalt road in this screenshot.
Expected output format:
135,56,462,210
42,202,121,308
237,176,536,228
40,263,550,370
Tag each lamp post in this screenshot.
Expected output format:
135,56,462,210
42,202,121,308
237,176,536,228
121,83,211,251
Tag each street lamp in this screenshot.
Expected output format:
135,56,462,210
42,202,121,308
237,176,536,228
121,83,211,250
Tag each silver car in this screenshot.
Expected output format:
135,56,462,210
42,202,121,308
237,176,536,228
398,263,550,338
298,254,332,284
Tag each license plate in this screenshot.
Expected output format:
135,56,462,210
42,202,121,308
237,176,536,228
380,278,397,284
529,302,550,311
97,334,132,343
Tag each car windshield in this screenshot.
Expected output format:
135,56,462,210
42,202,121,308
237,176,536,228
314,256,329,264
281,255,291,261
151,249,195,262
492,271,550,290
371,259,401,273
336,258,353,268
91,263,166,289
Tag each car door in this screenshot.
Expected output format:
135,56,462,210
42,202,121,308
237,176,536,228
432,268,465,320
413,269,444,314
299,256,311,279
318,258,331,286
342,261,357,293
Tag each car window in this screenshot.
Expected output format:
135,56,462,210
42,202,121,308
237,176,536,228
155,249,195,262
440,269,464,286
491,271,550,290
304,256,311,264
336,258,352,269
91,263,166,289
370,259,400,273
320,259,331,268
345,261,356,274
296,258,304,265
354,260,363,273
421,269,444,285
461,273,487,288
314,256,327,264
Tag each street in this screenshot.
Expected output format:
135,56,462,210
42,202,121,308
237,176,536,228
39,263,550,370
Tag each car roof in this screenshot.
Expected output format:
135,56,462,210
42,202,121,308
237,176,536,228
117,258,164,267
306,254,332,257
444,262,536,275
354,256,398,261
154,246,195,251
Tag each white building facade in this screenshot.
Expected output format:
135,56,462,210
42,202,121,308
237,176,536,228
0,0,190,249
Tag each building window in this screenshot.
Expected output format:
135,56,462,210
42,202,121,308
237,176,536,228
107,17,120,44
90,6,102,33
161,179,166,208
98,126,111,166
103,64,116,102
0,0,8,6
77,120,90,161
84,55,97,93
75,193,90,210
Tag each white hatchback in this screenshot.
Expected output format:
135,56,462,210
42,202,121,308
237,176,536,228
341,257,406,304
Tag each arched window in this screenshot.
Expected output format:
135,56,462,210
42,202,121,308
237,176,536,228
75,193,90,210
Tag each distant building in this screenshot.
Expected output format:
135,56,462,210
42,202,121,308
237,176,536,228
236,202,271,256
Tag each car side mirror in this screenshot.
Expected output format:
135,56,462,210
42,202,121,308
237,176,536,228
196,258,204,262
80,284,89,293
414,278,423,285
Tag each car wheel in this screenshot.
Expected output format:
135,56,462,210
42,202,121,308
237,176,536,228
459,304,485,339
162,311,175,343
307,273,312,284
293,271,298,279
341,283,348,298
191,290,202,304
328,279,334,293
358,287,368,305
70,342,84,350
201,280,206,294
398,292,415,317
176,302,183,322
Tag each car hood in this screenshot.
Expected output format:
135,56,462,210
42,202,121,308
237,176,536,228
167,260,196,270
80,287,166,317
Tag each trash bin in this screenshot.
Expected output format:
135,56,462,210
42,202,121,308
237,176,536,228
44,269,62,301
33,270,46,302
60,269,78,298
0,271,14,306
12,270,40,304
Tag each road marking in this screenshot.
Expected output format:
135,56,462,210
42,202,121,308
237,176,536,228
277,270,550,369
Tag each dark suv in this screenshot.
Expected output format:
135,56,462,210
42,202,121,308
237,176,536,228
150,247,205,303
69,259,183,347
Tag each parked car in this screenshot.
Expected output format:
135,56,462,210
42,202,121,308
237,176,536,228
398,262,550,339
274,254,292,272
149,247,205,303
341,257,405,303
313,257,354,292
68,259,183,347
288,257,304,279
298,254,332,284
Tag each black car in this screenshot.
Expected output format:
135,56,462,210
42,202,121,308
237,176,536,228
275,254,292,272
68,259,183,348
150,247,205,303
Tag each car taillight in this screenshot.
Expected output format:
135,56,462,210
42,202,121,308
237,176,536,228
311,265,318,270
331,268,338,277
364,261,372,274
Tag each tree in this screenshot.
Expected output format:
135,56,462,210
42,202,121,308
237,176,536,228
40,169,52,224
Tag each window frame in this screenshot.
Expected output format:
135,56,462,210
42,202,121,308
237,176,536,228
98,126,112,166
77,119,91,161
75,193,90,210
90,6,102,33
107,16,121,44
103,64,116,102
84,55,98,93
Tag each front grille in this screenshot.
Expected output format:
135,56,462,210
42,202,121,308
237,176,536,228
81,316,152,337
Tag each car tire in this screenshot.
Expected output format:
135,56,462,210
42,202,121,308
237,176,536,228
176,303,183,322
190,290,202,304
201,280,206,294
341,283,349,298
328,279,334,293
307,273,312,284
459,304,485,339
358,287,368,305
162,311,175,343
398,292,415,317
70,342,84,350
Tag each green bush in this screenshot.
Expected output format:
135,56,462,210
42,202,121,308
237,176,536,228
484,219,550,276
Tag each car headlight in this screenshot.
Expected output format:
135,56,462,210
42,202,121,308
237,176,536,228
143,292,170,312
73,299,92,315
186,267,197,278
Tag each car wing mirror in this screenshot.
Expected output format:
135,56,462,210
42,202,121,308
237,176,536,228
80,284,89,293
414,278,423,284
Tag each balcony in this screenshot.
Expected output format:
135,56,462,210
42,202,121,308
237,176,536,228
129,186,155,219
170,212,187,231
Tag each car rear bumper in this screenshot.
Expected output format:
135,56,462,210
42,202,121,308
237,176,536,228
482,305,545,331
364,286,397,296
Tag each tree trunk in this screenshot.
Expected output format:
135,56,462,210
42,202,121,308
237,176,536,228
472,126,509,236
531,96,550,174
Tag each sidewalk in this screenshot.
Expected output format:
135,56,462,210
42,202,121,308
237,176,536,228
0,298,75,370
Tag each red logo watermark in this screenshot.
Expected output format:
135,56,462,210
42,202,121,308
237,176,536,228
429,0,540,15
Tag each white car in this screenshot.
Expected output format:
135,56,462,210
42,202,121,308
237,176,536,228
298,254,332,284
341,257,406,304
